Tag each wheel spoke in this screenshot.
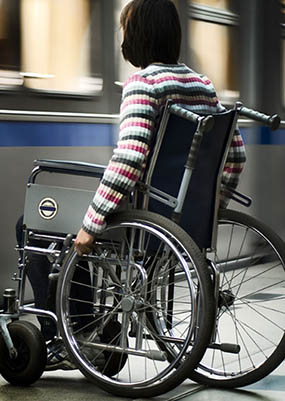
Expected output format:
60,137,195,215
57,211,214,398
193,210,285,387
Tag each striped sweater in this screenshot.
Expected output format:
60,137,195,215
82,63,246,235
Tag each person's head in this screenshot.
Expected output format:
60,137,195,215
120,0,181,69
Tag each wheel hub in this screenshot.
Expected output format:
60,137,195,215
121,296,144,312
218,289,235,308
121,296,136,312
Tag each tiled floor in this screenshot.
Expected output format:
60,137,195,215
0,361,285,401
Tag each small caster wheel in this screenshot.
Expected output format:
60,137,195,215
0,320,47,385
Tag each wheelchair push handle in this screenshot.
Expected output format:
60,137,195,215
168,103,214,133
186,115,214,169
187,130,203,170
238,105,280,131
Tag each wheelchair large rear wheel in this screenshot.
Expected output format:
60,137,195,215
57,210,215,398
191,209,285,388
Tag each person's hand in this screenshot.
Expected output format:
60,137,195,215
74,228,95,256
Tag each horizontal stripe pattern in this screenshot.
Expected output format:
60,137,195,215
83,63,246,234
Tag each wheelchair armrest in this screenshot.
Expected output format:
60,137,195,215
32,159,106,180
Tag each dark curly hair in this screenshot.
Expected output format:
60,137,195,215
120,0,181,68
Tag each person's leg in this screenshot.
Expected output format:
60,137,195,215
16,216,57,341
26,252,57,340
16,216,96,369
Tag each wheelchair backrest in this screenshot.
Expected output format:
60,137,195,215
143,104,238,250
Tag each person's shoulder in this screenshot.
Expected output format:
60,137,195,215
145,63,192,77
184,66,214,86
143,63,214,85
196,72,214,86
123,67,157,92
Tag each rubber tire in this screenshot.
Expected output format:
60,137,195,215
190,209,285,388
0,320,47,386
57,210,215,398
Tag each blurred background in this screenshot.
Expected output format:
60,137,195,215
0,0,282,110
0,0,284,298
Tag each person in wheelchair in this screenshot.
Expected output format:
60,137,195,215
16,0,246,371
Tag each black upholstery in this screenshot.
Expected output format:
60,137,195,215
148,109,236,249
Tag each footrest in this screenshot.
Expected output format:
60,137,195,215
208,342,240,354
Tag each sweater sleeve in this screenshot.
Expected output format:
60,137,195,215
220,126,246,208
82,74,158,235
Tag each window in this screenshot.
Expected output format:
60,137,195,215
283,41,285,106
0,0,22,87
188,1,239,103
0,0,102,94
282,1,285,105
191,0,236,11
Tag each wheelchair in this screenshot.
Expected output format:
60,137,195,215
0,100,283,398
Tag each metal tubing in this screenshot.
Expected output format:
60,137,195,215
0,316,17,358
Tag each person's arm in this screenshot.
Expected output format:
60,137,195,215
75,74,158,253
220,126,246,208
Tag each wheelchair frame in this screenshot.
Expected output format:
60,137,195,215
0,100,284,397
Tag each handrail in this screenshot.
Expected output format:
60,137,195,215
0,108,284,128
0,109,120,124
